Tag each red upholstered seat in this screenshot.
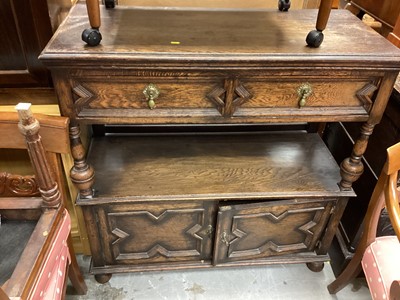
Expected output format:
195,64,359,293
362,236,400,300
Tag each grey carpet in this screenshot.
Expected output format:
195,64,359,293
0,220,36,285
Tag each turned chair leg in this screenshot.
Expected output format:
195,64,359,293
82,0,102,46
306,0,334,47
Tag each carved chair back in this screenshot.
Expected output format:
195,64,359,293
0,104,86,299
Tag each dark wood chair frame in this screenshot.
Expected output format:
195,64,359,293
0,105,87,299
328,141,400,298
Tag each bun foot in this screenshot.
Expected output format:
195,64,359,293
95,273,112,284
306,262,325,272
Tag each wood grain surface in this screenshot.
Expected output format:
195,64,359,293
84,132,354,204
40,3,400,67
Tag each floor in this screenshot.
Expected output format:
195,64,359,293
67,256,372,300
0,221,36,285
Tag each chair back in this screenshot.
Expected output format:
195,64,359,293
0,103,86,299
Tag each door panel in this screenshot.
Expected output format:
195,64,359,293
213,199,335,264
98,201,217,265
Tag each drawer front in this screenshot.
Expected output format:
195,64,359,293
79,79,218,110
91,201,217,266
213,198,336,264
242,80,370,109
70,72,377,123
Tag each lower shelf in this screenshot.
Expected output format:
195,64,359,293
79,131,354,279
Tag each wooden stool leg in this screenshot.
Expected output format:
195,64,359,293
306,0,334,47
82,0,102,46
86,0,101,29
67,235,88,295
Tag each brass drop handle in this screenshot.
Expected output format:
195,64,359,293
143,83,160,109
221,232,230,247
297,83,312,108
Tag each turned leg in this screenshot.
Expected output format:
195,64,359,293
82,0,102,46
69,122,95,199
329,73,397,293
306,0,334,47
339,72,398,191
339,123,373,190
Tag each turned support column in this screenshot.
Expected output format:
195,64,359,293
69,121,95,199
339,71,398,191
339,122,373,190
16,103,61,208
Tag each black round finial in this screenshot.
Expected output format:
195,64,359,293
82,28,102,47
278,0,291,11
306,30,324,48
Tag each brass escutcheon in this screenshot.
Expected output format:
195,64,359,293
221,232,230,246
143,83,160,109
206,225,214,238
297,83,312,108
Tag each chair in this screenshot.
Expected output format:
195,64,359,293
328,142,400,299
345,0,400,33
81,0,335,47
0,103,87,299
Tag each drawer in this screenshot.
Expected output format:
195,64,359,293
71,73,377,123
75,78,218,110
242,80,372,109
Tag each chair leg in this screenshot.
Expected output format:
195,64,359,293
67,235,87,295
306,0,333,47
327,248,363,294
390,280,400,300
0,288,10,300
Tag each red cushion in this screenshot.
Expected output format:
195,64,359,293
31,209,72,300
362,236,400,300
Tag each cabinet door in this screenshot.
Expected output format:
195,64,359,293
97,201,217,266
0,0,52,87
213,199,335,264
